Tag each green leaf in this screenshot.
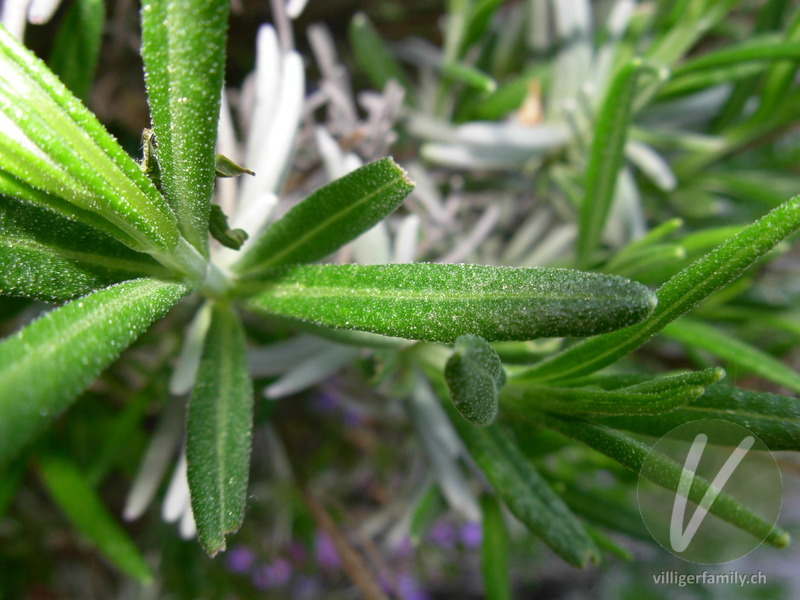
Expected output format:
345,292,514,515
585,525,634,561
234,158,414,276
503,383,705,417
0,278,188,469
408,484,447,546
445,334,506,425
141,0,231,256
557,483,651,541
617,366,726,393
645,0,740,67
662,318,800,394
537,412,790,548
480,494,512,600
462,0,506,53
245,263,657,343
441,60,497,93
750,9,800,125
209,204,248,250
448,414,600,567
214,154,255,178
552,367,725,394
37,452,153,582
578,59,657,265
670,36,800,76
47,0,105,102
0,457,25,517
0,170,142,251
186,302,254,557
603,244,687,280
463,67,547,121
597,385,800,451
0,27,188,265
515,195,800,383
349,13,412,96
0,197,170,302
657,61,767,100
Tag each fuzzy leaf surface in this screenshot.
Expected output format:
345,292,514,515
577,59,650,265
448,413,600,567
445,334,505,425
0,26,181,257
186,303,254,557
245,263,657,343
597,385,800,451
538,412,790,548
0,197,169,302
504,384,704,417
141,0,230,255
515,195,800,383
0,279,188,468
234,158,414,276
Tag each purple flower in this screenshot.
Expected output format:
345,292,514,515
224,545,255,574
315,531,341,570
397,574,431,600
428,520,457,549
251,558,292,589
460,522,482,549
313,391,339,413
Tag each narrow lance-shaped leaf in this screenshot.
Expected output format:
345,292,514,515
662,318,800,394
669,35,800,77
597,384,800,452
503,367,725,417
0,197,170,302
186,302,254,557
245,263,657,343
0,278,188,469
750,9,800,124
47,0,105,102
141,0,231,256
515,195,800,383
0,26,190,267
577,59,659,266
446,407,600,567
234,158,414,277
349,13,413,96
537,412,790,548
480,494,512,600
37,452,153,582
545,367,725,393
0,169,143,251
445,334,505,426
503,383,705,417
461,0,507,54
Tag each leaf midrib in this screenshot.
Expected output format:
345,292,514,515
0,237,168,277
260,283,627,304
248,172,408,272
